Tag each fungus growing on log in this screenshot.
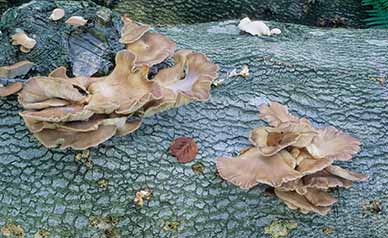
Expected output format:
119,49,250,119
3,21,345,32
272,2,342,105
49,8,65,21
238,17,281,36
216,101,367,215
65,16,88,26
13,16,218,150
10,30,36,53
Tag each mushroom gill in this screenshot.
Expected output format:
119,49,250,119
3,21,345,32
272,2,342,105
216,101,367,215
14,16,218,150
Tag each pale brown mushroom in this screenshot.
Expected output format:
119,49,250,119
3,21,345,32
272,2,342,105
325,165,367,181
11,31,36,53
49,8,65,21
48,66,69,79
216,147,303,189
306,127,361,161
275,189,331,215
143,50,219,116
249,126,300,156
65,16,88,26
295,151,332,175
86,50,163,114
259,101,299,127
20,98,69,110
19,105,94,123
0,82,23,97
18,77,87,107
127,32,176,66
303,188,337,207
120,16,150,44
0,61,34,78
302,169,353,189
34,125,117,150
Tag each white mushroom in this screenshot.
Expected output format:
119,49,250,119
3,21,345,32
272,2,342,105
238,17,281,36
65,16,88,26
49,8,65,21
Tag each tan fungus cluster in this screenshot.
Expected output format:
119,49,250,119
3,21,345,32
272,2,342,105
10,16,218,150
216,101,367,215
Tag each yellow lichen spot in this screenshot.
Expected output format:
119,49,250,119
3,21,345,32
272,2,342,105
264,220,298,238
82,150,90,158
97,179,109,189
134,188,152,207
1,223,25,238
322,226,334,235
163,221,180,231
191,162,205,175
34,229,49,238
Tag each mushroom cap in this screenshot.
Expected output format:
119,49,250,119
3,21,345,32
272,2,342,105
0,60,34,78
278,179,307,195
65,16,88,26
277,120,317,148
274,189,331,215
325,165,367,181
306,126,361,161
19,105,94,123
143,50,219,116
18,77,87,107
0,82,23,97
127,32,176,66
11,31,36,49
302,169,353,189
216,147,303,189
270,28,282,35
120,16,150,44
295,151,332,175
21,98,69,110
86,50,162,114
48,66,69,79
304,188,337,207
249,126,300,156
259,101,299,127
49,8,65,21
238,18,270,36
34,125,117,150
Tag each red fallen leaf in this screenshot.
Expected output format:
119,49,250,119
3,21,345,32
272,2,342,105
170,137,198,163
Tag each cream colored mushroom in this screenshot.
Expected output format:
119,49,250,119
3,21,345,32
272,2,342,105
65,16,88,26
49,8,65,21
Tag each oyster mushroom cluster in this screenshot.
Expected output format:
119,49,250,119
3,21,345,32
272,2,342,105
216,102,367,215
14,16,218,150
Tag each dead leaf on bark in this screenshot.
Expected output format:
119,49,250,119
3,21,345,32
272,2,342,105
170,137,198,163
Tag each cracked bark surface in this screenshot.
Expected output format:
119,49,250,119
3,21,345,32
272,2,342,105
1,1,388,237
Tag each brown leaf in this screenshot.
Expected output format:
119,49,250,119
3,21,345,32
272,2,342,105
170,137,198,163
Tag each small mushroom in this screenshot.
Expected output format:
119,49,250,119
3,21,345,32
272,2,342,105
120,15,150,44
275,189,331,215
325,165,367,182
19,105,94,123
306,127,361,161
65,16,88,26
249,126,300,156
18,77,87,107
303,188,337,207
34,125,117,150
0,61,34,78
259,101,299,127
11,30,36,53
126,32,176,66
270,28,282,35
49,8,65,21
302,169,353,189
238,17,271,36
0,82,23,97
216,147,303,189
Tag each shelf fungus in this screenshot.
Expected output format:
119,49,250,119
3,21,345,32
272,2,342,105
216,101,367,215
10,29,37,53
238,17,281,36
14,16,218,150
